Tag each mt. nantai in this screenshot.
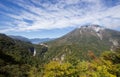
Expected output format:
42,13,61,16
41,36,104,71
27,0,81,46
45,25,120,61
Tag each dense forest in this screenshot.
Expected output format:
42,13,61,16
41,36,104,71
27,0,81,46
43,49,120,77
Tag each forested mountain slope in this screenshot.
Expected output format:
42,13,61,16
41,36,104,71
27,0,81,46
45,25,120,61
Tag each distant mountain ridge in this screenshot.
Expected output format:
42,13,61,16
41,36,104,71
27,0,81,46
9,35,30,42
9,35,54,44
45,24,120,61
30,38,54,44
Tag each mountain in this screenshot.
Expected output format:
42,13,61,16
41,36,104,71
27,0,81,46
0,26,120,77
1,33,120,77
0,33,38,64
45,25,120,61
9,35,54,44
30,38,54,44
0,33,46,76
9,35,30,42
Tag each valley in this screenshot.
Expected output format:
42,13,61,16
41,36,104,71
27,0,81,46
0,25,120,77
0,0,120,76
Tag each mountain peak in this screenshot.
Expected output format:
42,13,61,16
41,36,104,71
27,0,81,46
80,24,104,32
81,24,101,28
47,24,120,61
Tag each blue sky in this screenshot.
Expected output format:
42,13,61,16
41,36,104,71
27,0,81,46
0,0,120,38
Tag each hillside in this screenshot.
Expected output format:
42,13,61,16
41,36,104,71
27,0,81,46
0,33,46,77
0,25,120,77
45,25,120,61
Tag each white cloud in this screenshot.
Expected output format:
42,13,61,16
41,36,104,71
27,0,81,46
101,18,120,29
0,0,120,32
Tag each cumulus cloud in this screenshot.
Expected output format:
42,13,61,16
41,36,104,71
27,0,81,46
0,0,120,33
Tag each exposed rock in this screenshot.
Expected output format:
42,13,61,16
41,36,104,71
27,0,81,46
96,32,103,40
40,43,48,55
40,43,48,47
61,54,65,61
109,39,119,46
81,25,104,33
